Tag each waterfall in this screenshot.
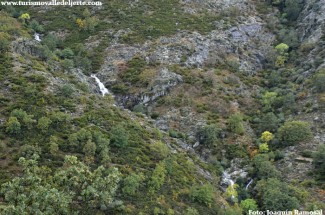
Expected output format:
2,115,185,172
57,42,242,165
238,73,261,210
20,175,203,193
34,33,41,42
222,172,235,199
245,179,253,190
91,74,110,97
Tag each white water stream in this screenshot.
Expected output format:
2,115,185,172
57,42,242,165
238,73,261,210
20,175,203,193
91,74,110,97
222,172,235,199
245,179,253,190
34,33,41,42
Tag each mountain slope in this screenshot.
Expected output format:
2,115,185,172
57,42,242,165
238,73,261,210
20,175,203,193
0,0,324,214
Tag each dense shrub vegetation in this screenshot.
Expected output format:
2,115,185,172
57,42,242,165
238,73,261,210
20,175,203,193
278,121,312,146
0,0,324,213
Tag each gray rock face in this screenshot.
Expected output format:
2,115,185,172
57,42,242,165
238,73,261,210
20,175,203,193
297,0,325,71
180,0,251,14
12,38,44,58
96,13,274,108
113,68,183,108
298,0,325,43
100,18,273,76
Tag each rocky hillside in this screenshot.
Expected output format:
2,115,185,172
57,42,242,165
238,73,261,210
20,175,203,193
0,0,324,214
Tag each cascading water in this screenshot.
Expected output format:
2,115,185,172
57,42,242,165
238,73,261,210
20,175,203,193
222,172,235,199
91,74,110,97
34,33,41,42
245,179,253,190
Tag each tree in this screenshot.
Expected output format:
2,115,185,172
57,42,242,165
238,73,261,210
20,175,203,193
76,18,85,29
240,199,258,214
82,8,91,18
10,109,35,129
225,183,239,203
18,13,30,24
49,136,59,156
110,125,129,148
275,43,289,55
6,117,21,135
122,172,145,195
261,131,274,143
258,112,279,133
259,143,269,153
83,139,96,163
253,154,280,179
149,161,166,193
196,124,221,147
61,59,74,72
278,121,312,146
274,43,289,68
1,156,121,213
29,20,44,33
150,141,170,160
228,113,244,135
58,84,74,97
189,184,214,206
85,17,99,32
53,156,121,209
1,157,73,215
29,20,42,32
37,44,52,61
278,28,299,48
37,117,52,133
284,0,303,21
262,92,278,111
259,131,274,153
256,178,299,210
42,34,58,51
61,48,74,59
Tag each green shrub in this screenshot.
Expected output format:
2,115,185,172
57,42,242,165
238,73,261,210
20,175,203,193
150,141,170,160
119,56,146,84
29,20,44,33
189,184,214,206
278,121,312,146
256,178,299,210
42,34,59,51
278,28,299,48
82,139,96,162
196,124,221,147
61,59,74,72
61,48,74,59
58,84,74,98
122,173,145,195
240,199,258,214
225,144,248,160
284,0,303,21
37,117,52,133
253,154,280,179
110,125,129,148
6,117,21,135
133,104,145,113
228,113,244,135
149,161,166,193
184,207,199,215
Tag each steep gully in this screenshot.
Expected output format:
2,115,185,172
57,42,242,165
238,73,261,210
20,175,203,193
91,75,253,193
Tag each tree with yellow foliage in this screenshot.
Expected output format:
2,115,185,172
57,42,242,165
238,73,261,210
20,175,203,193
19,13,30,24
76,18,85,29
261,131,274,143
259,131,274,153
